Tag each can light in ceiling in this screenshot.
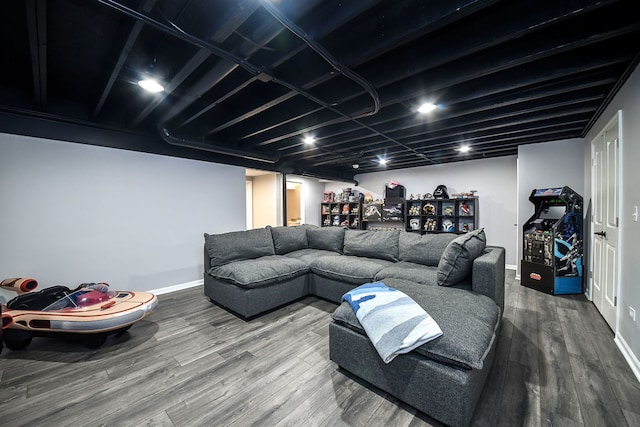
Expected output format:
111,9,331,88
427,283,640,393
378,158,388,166
417,102,437,114
458,145,471,153
303,136,316,144
137,78,165,93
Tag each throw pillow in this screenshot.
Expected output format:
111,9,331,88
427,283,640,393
437,228,486,286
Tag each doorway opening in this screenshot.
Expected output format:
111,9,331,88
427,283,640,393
286,181,303,226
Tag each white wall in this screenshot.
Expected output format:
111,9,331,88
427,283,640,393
517,138,585,276
0,133,245,301
584,64,640,377
251,173,280,228
325,156,518,267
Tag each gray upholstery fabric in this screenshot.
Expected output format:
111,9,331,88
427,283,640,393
374,261,439,285
204,228,274,267
284,248,340,264
398,232,457,266
331,278,500,370
208,255,308,288
306,227,345,253
471,246,506,313
204,274,308,319
329,322,495,427
343,229,400,261
437,228,487,286
267,225,308,254
309,255,393,284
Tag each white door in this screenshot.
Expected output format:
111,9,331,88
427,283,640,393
590,112,620,330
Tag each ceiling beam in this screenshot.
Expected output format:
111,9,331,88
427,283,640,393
92,0,157,120
25,0,47,110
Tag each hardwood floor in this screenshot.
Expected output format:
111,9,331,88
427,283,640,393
1,271,639,426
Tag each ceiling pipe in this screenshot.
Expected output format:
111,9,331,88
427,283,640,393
159,127,279,164
97,0,428,164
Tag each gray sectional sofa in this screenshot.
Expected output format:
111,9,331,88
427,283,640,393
203,225,505,426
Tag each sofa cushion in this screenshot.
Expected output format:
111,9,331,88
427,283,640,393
399,232,457,266
204,228,275,268
437,228,486,286
309,255,394,284
208,255,308,288
331,278,500,370
343,229,400,261
374,261,439,286
267,225,308,255
306,227,345,253
284,248,341,264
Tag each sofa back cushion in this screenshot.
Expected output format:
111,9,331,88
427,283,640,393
267,225,308,255
306,227,345,253
399,232,457,266
343,229,400,261
204,228,275,268
437,228,486,286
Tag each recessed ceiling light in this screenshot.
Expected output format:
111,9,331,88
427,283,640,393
303,136,316,144
417,102,437,114
352,163,359,169
137,79,164,93
378,158,388,166
458,145,471,153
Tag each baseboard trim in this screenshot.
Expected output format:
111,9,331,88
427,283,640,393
615,333,640,383
149,279,203,296
506,264,517,270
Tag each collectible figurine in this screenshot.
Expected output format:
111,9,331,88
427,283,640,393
342,204,350,214
423,203,435,215
424,218,437,231
460,201,471,215
364,193,374,203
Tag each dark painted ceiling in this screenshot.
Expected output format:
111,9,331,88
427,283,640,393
0,0,638,182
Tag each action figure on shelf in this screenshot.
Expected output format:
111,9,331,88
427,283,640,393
460,201,471,215
424,218,437,231
423,203,435,215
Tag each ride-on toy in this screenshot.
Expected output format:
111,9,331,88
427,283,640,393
1,277,158,350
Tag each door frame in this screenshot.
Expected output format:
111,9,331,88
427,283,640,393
588,110,621,333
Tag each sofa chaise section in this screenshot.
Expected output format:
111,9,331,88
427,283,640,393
329,277,503,427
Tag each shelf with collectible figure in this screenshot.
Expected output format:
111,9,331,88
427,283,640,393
404,195,478,234
320,187,364,229
521,186,583,295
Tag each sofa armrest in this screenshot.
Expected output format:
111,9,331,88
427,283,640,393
471,246,505,314
204,246,211,274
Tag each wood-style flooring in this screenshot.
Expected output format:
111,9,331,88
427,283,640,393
1,270,639,426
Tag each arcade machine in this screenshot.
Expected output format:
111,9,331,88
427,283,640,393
521,186,583,295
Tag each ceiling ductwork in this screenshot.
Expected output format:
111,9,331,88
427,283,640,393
0,0,637,180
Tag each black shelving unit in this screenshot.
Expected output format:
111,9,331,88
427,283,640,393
405,197,478,234
321,202,363,229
